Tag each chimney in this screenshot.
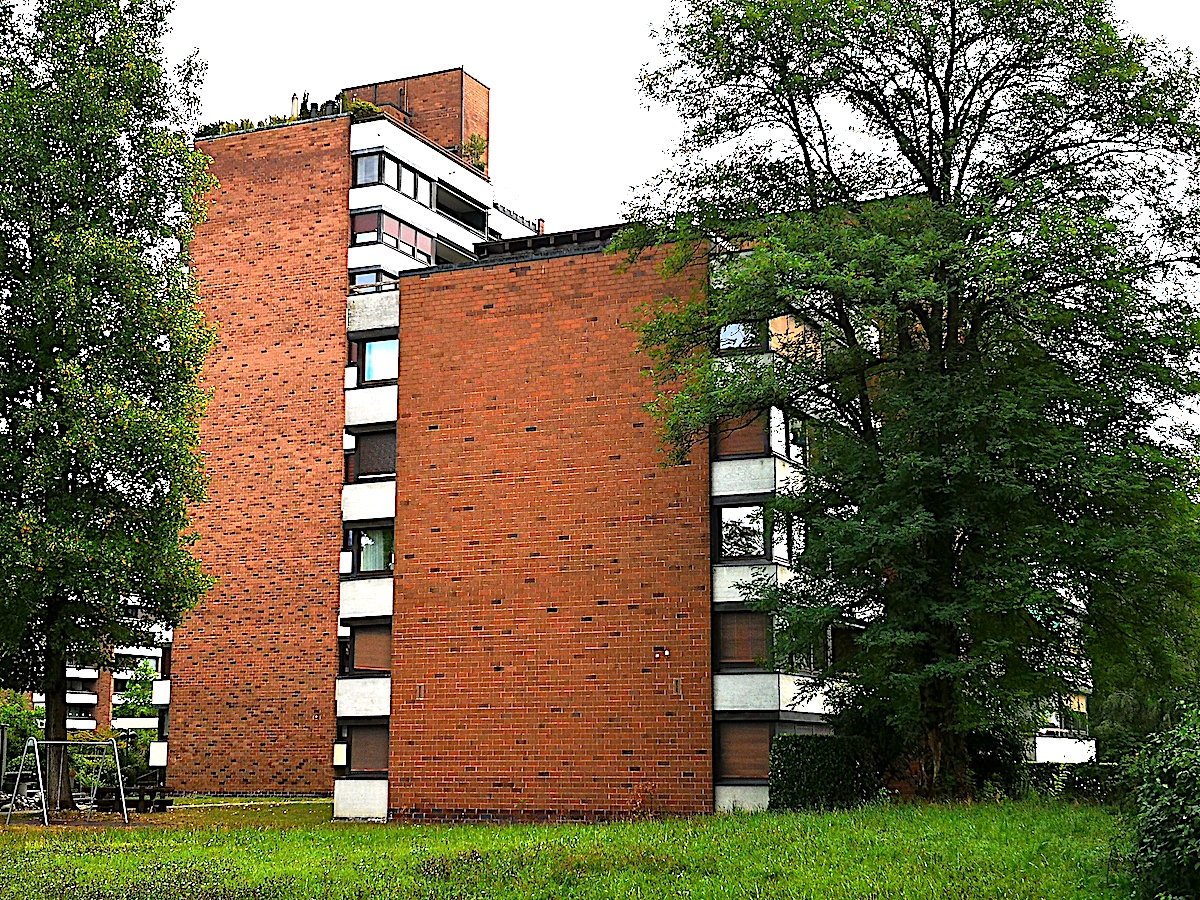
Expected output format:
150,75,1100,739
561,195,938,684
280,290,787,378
537,218,546,235
290,93,300,118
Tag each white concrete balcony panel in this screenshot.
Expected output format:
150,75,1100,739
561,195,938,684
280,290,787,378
66,667,99,679
115,646,161,659
712,564,789,604
66,691,98,705
348,289,400,333
112,716,158,730
333,777,389,820
342,479,396,521
347,243,429,276
712,457,776,497
350,185,484,252
345,385,398,427
341,577,394,620
713,673,827,715
345,366,357,390
66,718,96,731
336,676,392,718
1034,736,1097,763
715,785,769,812
152,679,171,707
149,741,168,767
351,119,493,208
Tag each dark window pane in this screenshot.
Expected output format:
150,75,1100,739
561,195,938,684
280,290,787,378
349,724,389,772
357,431,396,477
352,624,391,672
716,612,768,668
717,722,771,781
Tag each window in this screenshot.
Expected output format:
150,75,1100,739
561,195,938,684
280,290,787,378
349,210,434,263
340,621,392,675
343,525,394,575
354,153,381,186
349,335,399,385
714,502,801,564
344,429,396,483
714,411,770,459
719,322,767,353
349,269,395,293
715,610,769,671
715,721,772,782
344,722,389,774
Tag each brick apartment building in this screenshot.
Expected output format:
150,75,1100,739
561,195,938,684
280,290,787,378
137,67,827,819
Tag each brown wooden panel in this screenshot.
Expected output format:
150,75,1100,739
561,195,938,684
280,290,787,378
716,612,768,668
353,624,392,672
717,721,771,781
357,431,396,477
349,724,389,773
714,412,769,458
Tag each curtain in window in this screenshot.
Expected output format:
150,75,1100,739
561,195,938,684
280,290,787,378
358,527,393,572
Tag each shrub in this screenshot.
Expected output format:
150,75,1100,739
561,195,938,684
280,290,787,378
1023,762,1128,805
1129,704,1200,899
769,734,881,810
0,691,42,769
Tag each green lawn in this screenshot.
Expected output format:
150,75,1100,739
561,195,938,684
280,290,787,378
0,800,1128,899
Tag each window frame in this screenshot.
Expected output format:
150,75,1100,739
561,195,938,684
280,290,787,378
351,150,435,211
336,717,390,777
713,606,772,673
348,209,435,263
344,426,397,484
712,496,802,565
338,616,393,678
713,718,774,784
347,329,400,387
342,520,395,579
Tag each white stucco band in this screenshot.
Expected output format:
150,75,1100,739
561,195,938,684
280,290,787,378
345,385,398,427
333,778,389,820
347,289,400,333
336,676,392,717
342,479,397,521
340,577,394,621
715,784,769,812
713,673,829,716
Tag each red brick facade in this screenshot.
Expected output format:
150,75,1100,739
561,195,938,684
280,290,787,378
344,68,489,161
387,249,713,820
170,118,351,793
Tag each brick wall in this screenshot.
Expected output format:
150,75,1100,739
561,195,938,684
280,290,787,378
170,118,350,793
345,68,489,157
388,248,712,820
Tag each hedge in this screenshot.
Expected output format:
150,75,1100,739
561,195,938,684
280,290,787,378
768,734,881,810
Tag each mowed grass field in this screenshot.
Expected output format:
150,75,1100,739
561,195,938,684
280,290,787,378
0,800,1127,899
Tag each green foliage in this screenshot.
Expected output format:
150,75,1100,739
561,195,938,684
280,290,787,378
67,727,155,790
113,660,157,719
768,734,881,809
1023,763,1128,805
627,0,1200,795
0,690,42,768
1128,704,1200,899
0,0,214,760
462,133,488,172
347,98,381,122
0,801,1127,898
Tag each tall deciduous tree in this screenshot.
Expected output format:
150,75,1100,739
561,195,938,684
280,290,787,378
0,0,213,809
621,0,1200,793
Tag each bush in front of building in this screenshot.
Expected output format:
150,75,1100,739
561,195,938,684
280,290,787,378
1128,704,1200,899
768,734,881,810
1022,762,1128,805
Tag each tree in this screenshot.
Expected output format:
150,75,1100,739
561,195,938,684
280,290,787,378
113,660,158,720
620,0,1200,794
0,0,213,810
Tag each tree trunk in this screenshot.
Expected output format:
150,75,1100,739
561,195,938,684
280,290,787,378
919,676,971,798
41,640,75,813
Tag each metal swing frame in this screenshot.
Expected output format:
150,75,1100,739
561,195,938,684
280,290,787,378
5,737,128,825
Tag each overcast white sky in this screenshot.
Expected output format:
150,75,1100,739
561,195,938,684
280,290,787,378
164,0,1200,233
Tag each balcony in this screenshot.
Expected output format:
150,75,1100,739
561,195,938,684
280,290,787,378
342,480,396,521
152,679,171,707
333,778,388,820
336,676,391,718
712,673,829,716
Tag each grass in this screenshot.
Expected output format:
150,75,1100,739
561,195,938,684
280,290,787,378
0,800,1128,899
